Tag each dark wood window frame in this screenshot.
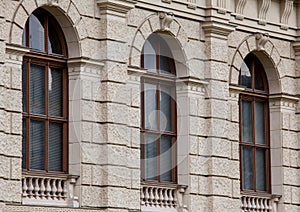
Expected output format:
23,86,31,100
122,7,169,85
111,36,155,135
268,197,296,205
239,53,271,194
22,8,68,174
141,33,178,184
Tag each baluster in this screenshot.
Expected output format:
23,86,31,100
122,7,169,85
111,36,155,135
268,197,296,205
158,188,163,207
57,179,63,199
51,179,58,199
144,187,150,206
168,189,174,208
40,178,45,199
149,187,154,206
153,187,159,207
33,178,40,198
163,188,169,207
22,178,28,197
141,187,145,206
28,177,34,198
45,178,51,199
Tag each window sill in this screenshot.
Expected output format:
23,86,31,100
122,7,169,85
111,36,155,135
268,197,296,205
22,172,79,208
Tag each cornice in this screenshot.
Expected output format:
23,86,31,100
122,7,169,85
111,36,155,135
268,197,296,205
97,0,137,17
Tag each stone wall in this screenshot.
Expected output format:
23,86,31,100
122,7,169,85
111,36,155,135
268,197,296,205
0,0,299,211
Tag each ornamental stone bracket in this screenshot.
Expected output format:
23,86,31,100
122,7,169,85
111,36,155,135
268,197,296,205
255,33,269,51
280,0,293,30
234,0,247,20
258,0,271,25
159,12,174,31
97,0,137,17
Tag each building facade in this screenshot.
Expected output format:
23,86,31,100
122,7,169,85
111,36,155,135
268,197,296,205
0,0,300,211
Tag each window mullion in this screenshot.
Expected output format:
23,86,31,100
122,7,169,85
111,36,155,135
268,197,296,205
157,83,160,181
45,64,49,171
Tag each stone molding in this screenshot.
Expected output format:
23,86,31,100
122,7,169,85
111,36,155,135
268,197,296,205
68,57,104,76
176,76,208,94
229,33,281,86
97,0,137,17
5,43,29,65
269,93,299,109
217,0,226,14
202,21,236,40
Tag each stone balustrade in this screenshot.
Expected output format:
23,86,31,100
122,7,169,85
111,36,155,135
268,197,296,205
241,194,280,212
22,173,79,207
141,183,187,212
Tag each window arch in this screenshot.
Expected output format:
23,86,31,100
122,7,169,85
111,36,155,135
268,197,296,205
141,33,177,183
239,52,270,193
22,8,68,173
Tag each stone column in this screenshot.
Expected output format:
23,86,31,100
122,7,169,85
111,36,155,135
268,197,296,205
202,21,241,211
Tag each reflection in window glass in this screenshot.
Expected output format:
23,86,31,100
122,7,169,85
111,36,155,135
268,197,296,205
144,134,158,180
240,61,251,88
255,102,265,144
242,100,252,143
29,14,45,52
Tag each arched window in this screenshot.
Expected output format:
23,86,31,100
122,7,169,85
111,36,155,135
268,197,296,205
239,53,270,192
141,33,177,183
22,8,68,173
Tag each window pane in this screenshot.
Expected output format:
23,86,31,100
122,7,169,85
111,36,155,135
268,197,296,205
30,64,45,115
144,133,158,180
160,136,173,182
143,40,156,72
242,147,253,190
159,56,172,74
49,122,63,171
48,23,62,55
22,119,26,169
255,102,265,144
144,83,157,130
29,14,45,52
254,66,265,91
256,148,266,191
242,100,252,143
30,120,45,170
240,61,251,88
22,64,27,112
160,85,172,131
49,68,63,117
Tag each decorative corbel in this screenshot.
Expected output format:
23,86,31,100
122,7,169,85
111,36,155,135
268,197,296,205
258,0,271,25
280,0,293,30
217,0,226,14
47,0,59,6
235,0,246,20
255,33,269,51
159,12,174,31
176,185,188,212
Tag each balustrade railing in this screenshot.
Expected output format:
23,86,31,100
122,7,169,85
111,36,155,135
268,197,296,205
141,183,187,212
241,194,280,212
22,173,79,207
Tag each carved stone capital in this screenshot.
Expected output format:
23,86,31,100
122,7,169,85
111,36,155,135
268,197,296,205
159,12,174,31
255,33,269,51
97,0,137,17
202,21,236,40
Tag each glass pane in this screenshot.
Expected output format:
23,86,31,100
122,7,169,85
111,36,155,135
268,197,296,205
240,61,251,88
30,120,45,170
49,68,63,117
159,56,172,74
160,85,172,131
255,102,265,144
242,100,252,143
242,147,253,190
22,119,26,169
22,63,27,112
49,122,63,171
30,64,45,115
48,23,62,55
256,148,266,191
144,83,157,130
144,133,158,180
160,136,173,182
29,14,45,52
143,40,156,72
22,28,26,47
